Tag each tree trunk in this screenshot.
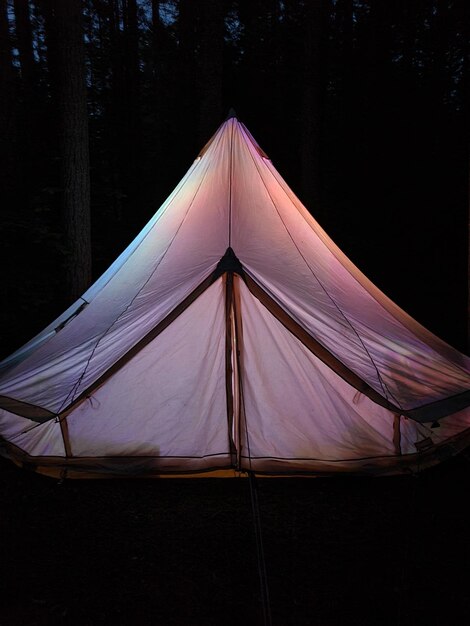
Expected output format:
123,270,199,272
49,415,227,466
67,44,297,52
334,0,354,204
0,0,17,205
13,0,38,206
103,0,125,222
55,0,92,301
39,0,60,114
364,0,393,213
151,0,160,82
197,0,224,144
300,0,328,217
463,2,470,353
121,0,141,220
13,0,36,89
178,0,197,159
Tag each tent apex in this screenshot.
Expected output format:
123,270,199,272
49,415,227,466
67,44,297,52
225,107,238,120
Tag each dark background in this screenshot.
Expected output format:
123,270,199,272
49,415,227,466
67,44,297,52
1,2,470,625
1,454,470,626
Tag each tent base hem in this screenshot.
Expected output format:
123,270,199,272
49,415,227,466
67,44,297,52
2,426,469,479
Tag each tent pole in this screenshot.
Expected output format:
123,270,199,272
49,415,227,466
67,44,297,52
248,470,273,626
58,415,73,458
225,271,237,466
393,414,402,456
231,274,246,470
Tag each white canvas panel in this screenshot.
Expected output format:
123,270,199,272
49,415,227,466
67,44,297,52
0,409,65,457
67,279,229,459
236,278,425,462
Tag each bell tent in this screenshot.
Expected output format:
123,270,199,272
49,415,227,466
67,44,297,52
1,114,470,478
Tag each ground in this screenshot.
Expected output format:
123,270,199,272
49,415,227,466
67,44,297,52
1,454,469,626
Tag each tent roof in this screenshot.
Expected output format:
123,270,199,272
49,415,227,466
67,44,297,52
1,115,469,478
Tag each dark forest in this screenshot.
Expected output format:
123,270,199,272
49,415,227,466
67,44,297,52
1,0,469,359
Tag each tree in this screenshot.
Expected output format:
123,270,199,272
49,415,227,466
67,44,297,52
54,0,92,301
177,0,198,161
197,0,224,144
300,0,328,215
13,0,36,89
121,0,142,218
13,0,38,206
0,0,17,207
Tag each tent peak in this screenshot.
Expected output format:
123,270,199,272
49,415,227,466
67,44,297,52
225,107,238,121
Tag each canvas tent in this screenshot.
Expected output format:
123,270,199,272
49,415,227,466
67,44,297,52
1,114,470,478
